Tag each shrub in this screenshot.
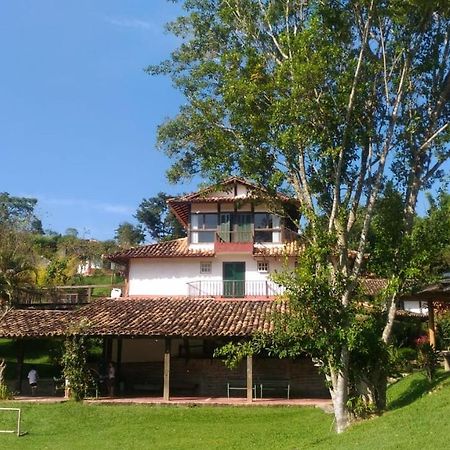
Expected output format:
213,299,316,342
0,359,12,400
61,331,94,401
393,347,418,373
416,337,438,381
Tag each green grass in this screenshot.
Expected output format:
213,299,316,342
0,371,449,449
0,339,63,379
67,273,124,297
0,338,101,380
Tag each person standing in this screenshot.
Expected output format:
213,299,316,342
27,368,38,396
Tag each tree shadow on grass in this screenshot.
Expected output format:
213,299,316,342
388,371,450,411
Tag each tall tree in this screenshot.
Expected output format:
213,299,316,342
114,222,145,248
135,192,186,242
152,0,450,432
0,193,43,234
0,225,37,307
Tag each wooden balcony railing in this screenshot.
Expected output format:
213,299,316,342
186,280,285,298
190,227,299,245
16,285,124,308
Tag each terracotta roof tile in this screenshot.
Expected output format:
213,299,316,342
108,238,214,262
0,278,386,339
360,278,388,296
72,297,281,337
253,242,301,257
108,239,302,262
0,309,72,338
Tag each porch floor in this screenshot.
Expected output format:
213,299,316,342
12,395,332,409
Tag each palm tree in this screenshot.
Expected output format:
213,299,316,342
0,226,36,308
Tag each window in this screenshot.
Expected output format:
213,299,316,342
257,261,269,273
254,213,281,243
200,262,212,274
190,213,218,243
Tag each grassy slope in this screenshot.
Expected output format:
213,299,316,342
0,371,449,449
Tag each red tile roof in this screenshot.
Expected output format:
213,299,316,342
0,309,72,338
72,297,283,337
253,242,301,257
0,278,387,338
360,278,388,296
107,238,301,262
108,238,215,262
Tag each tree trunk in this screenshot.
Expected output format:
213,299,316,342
382,291,398,344
330,346,350,433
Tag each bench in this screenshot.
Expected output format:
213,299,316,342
258,380,290,399
226,382,257,399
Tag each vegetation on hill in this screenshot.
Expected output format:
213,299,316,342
0,193,126,307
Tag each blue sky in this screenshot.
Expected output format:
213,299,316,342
1,1,447,241
0,0,192,240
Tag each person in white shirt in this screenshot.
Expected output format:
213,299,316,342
27,368,38,396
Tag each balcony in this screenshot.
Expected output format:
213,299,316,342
215,231,254,253
186,280,285,298
189,227,298,253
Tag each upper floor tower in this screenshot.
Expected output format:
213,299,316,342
167,177,298,254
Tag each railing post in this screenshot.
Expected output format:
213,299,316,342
265,281,268,298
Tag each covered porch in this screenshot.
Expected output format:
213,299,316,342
0,297,329,402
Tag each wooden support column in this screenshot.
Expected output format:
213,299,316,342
117,338,123,393
246,354,253,402
428,300,436,348
15,339,25,393
163,338,171,401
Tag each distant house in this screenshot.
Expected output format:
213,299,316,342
76,257,103,276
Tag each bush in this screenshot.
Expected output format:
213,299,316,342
0,359,12,400
437,312,450,350
416,337,438,381
61,333,94,401
393,347,418,373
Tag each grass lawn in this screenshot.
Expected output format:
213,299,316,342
0,371,449,449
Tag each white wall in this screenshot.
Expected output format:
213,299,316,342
403,300,428,315
128,256,294,296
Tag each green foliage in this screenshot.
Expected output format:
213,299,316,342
391,347,418,374
437,311,450,350
417,342,439,381
0,359,12,400
114,222,145,248
391,318,424,348
0,225,37,307
135,192,186,242
61,326,94,401
43,258,72,286
0,192,43,233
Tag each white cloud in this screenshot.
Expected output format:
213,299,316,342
104,16,155,31
27,195,133,216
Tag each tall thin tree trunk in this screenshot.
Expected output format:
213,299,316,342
330,346,350,433
382,291,398,344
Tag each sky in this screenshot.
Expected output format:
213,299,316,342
1,1,447,241
0,0,192,240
